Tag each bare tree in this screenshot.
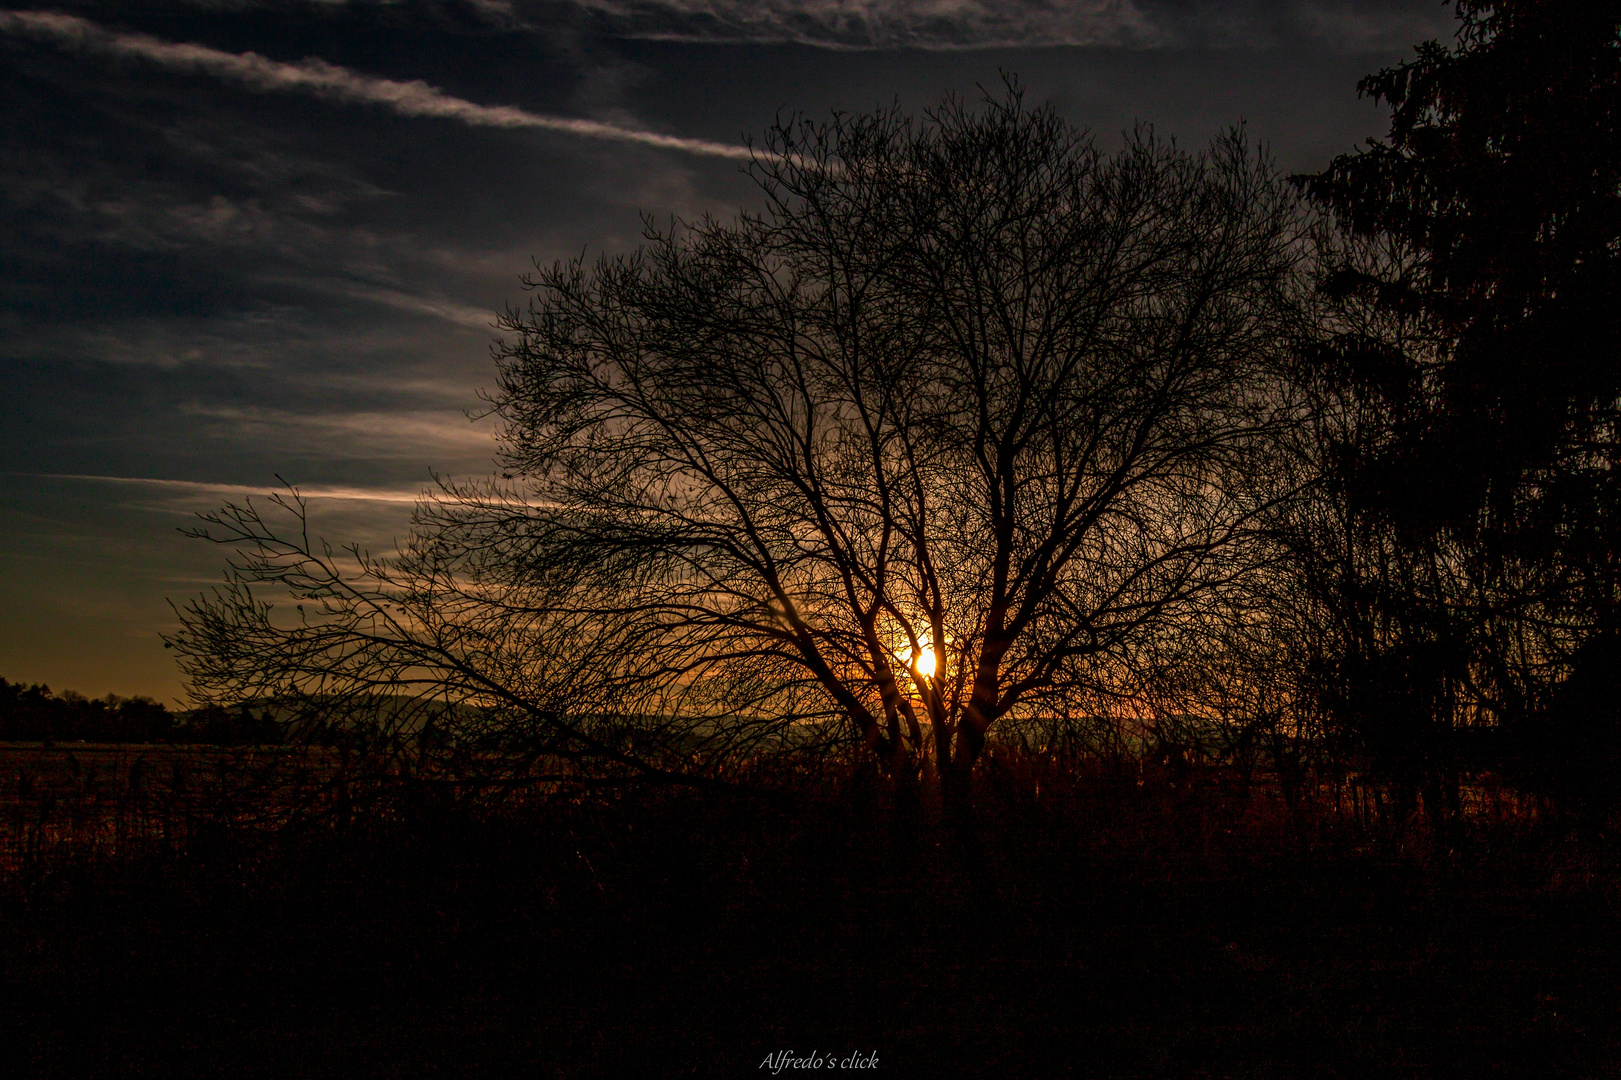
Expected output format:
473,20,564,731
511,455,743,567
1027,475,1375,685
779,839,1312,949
171,87,1305,801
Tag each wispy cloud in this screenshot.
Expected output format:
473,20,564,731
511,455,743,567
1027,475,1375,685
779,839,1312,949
572,0,1160,48
0,9,755,159
32,473,433,504
563,0,1446,51
304,280,497,331
174,403,496,462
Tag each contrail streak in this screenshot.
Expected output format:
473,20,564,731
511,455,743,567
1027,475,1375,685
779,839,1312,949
0,9,756,160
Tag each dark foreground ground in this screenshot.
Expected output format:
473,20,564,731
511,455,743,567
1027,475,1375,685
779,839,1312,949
4,747,1621,1077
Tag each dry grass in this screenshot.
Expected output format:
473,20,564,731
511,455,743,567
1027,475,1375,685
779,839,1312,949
0,743,353,871
3,742,1619,1077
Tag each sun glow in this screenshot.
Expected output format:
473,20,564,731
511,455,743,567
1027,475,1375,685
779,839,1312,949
909,645,937,679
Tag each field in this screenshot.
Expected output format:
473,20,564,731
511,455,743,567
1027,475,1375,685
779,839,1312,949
4,743,1621,1077
0,742,342,871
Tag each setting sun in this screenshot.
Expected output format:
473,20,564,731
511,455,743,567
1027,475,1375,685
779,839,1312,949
909,645,937,679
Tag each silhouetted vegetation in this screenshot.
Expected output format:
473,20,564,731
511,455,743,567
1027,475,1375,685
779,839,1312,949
1293,0,1621,826
171,83,1309,817
4,741,1620,1077
0,677,281,745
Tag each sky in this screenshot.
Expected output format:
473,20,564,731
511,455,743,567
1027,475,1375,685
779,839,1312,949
0,0,1454,703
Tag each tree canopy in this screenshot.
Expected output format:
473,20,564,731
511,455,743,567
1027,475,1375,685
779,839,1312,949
172,88,1306,795
1295,1,1621,817
1302,0,1621,566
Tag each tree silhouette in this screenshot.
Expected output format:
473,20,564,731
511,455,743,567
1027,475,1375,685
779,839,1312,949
1297,1,1621,817
171,88,1304,800
1302,0,1621,534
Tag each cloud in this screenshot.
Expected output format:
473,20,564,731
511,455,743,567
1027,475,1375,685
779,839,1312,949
571,0,1161,48
32,473,433,504
0,9,755,159
1282,1,1451,52
158,402,499,480
170,400,496,459
560,0,1448,51
275,278,498,330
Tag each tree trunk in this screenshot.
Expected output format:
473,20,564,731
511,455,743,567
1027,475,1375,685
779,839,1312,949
943,721,986,818
941,724,992,911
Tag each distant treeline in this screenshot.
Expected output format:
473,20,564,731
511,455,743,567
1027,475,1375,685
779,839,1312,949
0,677,281,745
